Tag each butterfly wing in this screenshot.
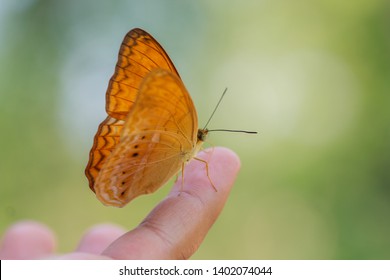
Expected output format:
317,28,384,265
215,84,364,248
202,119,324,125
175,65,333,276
86,28,179,191
85,116,124,192
106,28,180,120
94,69,198,207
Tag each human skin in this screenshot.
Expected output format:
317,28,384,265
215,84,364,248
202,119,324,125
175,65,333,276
0,147,241,259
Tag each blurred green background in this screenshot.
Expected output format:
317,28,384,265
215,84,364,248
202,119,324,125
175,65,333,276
1,0,390,259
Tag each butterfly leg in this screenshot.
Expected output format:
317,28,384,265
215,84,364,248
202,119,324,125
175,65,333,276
176,163,185,196
181,164,185,191
174,173,179,183
194,157,217,192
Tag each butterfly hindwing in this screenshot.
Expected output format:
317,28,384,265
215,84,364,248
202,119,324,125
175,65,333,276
94,69,198,206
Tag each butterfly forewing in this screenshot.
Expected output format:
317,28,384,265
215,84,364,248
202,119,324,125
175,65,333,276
94,69,198,207
85,116,124,192
106,28,180,120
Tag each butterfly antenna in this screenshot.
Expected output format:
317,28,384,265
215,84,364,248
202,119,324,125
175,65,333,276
203,88,228,130
207,129,258,134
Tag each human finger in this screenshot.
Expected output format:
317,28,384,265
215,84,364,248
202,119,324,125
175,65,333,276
103,147,241,259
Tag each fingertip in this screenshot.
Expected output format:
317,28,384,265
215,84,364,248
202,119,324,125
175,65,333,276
206,146,241,167
174,146,241,196
0,220,56,259
203,146,241,187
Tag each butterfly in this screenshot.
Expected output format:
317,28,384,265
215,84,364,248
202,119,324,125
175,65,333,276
85,28,214,207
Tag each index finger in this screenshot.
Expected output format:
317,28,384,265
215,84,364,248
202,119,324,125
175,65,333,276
102,147,241,259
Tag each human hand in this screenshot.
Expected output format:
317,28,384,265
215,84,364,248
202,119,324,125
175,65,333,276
0,147,240,259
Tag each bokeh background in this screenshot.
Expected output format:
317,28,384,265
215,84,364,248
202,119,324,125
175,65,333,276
1,0,390,259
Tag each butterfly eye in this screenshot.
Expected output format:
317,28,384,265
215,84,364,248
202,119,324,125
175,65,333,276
132,152,139,157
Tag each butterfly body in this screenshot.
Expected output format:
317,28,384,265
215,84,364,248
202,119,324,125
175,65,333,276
85,28,210,207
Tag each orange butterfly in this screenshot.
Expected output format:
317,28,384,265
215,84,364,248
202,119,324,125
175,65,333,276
85,28,213,207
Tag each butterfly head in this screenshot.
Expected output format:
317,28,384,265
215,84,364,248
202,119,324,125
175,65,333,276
197,128,209,142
